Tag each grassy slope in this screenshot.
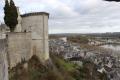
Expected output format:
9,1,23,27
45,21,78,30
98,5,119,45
9,55,108,80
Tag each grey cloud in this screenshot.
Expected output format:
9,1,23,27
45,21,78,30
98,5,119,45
1,0,120,33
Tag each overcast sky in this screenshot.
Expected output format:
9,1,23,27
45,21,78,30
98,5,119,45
0,0,120,33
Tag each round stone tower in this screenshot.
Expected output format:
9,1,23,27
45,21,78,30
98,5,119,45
21,12,49,62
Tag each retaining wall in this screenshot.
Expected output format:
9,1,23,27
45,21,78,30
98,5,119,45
7,32,32,68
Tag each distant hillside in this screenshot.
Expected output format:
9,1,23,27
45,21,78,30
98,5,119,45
85,32,120,38
49,32,120,38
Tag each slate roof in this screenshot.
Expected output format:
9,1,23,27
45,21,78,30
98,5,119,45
21,12,49,18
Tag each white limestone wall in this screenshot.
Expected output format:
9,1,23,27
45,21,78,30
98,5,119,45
21,15,43,37
0,33,6,39
21,14,49,62
43,15,49,61
15,7,22,32
7,32,32,68
0,39,8,80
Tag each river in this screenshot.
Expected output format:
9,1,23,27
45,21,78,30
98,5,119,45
101,44,120,51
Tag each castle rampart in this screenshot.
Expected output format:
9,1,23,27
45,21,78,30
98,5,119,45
21,12,49,62
0,39,8,80
0,10,50,80
7,32,32,68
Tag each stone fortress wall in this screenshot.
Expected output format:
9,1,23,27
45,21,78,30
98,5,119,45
0,7,49,80
21,12,49,62
7,12,49,68
0,39,8,80
7,32,32,68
